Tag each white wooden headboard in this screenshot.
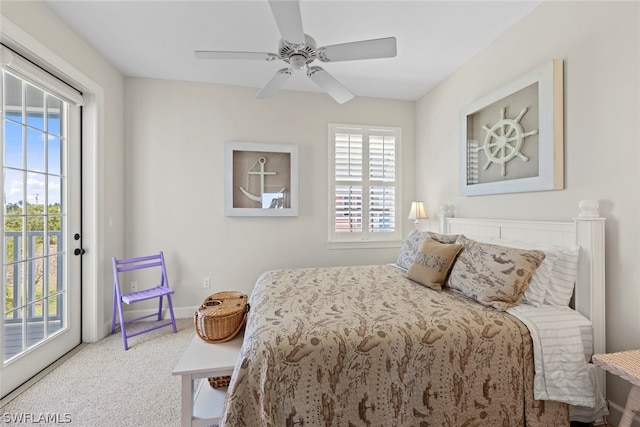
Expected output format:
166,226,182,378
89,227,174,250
439,200,606,385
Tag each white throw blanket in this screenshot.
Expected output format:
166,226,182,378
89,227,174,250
507,304,596,407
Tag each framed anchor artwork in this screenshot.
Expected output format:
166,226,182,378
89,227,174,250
459,59,564,196
224,141,299,216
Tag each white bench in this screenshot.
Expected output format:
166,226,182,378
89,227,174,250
172,334,243,427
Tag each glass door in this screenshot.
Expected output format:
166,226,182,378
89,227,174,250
1,65,82,398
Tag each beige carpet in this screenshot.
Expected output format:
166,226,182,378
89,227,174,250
1,318,196,426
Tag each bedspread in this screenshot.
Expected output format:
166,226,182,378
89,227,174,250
221,265,568,426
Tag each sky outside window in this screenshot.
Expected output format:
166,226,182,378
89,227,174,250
3,72,64,207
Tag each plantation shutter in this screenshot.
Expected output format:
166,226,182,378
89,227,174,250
329,124,401,245
334,132,363,232
368,133,396,233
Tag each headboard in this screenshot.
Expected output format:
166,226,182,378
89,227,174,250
439,200,606,386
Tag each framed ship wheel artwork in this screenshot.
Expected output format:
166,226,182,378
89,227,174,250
224,141,299,216
459,59,564,196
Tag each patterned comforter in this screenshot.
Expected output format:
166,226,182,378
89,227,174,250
221,265,568,426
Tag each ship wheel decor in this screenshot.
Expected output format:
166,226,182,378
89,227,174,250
459,59,564,196
477,107,538,177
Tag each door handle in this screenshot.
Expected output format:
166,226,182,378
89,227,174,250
74,248,86,256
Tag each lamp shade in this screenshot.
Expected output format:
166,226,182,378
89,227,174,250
408,201,428,220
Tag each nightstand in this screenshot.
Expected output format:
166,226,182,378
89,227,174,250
592,350,640,427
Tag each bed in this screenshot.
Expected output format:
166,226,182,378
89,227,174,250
221,201,606,426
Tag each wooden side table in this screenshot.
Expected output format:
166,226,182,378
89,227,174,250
172,333,243,427
593,350,640,427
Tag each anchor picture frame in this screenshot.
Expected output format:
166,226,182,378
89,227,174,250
224,141,299,216
459,59,564,196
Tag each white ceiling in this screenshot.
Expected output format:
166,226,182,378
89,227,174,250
43,0,542,102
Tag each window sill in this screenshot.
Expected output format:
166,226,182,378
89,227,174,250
326,240,403,250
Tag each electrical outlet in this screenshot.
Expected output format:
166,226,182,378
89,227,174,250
131,281,138,292
203,278,211,288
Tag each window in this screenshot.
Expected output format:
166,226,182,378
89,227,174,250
328,124,401,248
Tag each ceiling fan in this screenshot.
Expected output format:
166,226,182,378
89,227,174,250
194,0,397,104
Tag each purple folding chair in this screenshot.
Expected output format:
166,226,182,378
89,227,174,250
111,251,177,350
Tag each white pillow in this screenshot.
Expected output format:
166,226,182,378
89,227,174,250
523,255,554,306
544,245,580,306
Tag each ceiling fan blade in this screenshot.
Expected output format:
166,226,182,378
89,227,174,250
195,51,278,61
268,0,305,45
256,68,292,99
318,37,397,62
307,66,354,104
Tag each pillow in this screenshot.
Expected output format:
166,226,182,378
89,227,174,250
396,230,459,270
405,238,463,290
521,257,552,306
474,238,580,307
471,238,557,307
544,245,580,306
447,235,546,311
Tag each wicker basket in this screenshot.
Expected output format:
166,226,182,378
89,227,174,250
208,375,232,388
194,291,249,343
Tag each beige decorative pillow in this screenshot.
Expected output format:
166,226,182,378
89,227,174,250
447,235,546,310
396,230,460,270
406,238,463,290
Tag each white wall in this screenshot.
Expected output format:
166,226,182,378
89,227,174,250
123,78,415,313
416,1,640,424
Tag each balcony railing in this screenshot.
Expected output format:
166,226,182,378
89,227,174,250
4,231,65,361
4,231,64,324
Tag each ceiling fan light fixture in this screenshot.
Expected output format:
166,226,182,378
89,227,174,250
289,54,307,71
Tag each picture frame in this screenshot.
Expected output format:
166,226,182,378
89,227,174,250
459,59,564,196
224,141,299,217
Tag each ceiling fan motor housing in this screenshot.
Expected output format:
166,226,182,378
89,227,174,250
280,34,317,69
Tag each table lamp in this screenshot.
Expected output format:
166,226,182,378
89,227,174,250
408,201,428,229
